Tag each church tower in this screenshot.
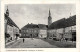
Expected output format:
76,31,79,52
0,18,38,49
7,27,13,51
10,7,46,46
48,9,52,27
6,6,9,16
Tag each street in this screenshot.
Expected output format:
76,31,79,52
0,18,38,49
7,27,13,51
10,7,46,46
6,38,58,48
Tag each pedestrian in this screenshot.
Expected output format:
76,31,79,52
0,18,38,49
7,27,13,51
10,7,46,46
23,38,25,43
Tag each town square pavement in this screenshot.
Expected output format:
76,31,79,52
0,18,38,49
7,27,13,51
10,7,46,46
6,38,58,48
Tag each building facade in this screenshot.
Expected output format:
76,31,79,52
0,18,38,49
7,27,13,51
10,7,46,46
38,24,47,38
48,15,76,41
21,24,48,38
21,23,39,38
5,7,20,43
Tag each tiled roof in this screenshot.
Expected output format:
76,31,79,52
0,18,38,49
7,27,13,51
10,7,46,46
5,13,19,29
21,24,48,30
21,24,39,29
48,18,65,29
65,15,76,27
38,24,47,29
48,15,76,29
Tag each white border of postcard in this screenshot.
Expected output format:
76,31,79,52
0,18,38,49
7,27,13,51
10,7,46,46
1,0,80,52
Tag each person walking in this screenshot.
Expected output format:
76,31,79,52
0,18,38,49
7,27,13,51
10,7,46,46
23,38,25,43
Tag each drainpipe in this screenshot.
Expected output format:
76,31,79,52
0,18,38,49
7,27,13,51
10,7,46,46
71,26,73,42
63,28,65,39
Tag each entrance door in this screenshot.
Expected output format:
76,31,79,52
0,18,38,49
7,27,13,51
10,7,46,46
72,32,76,41
30,34,32,38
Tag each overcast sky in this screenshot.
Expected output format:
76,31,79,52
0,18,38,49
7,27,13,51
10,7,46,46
5,4,76,29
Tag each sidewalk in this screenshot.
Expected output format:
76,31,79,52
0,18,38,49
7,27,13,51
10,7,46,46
5,38,20,47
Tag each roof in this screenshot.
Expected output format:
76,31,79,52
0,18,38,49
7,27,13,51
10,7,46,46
65,15,76,27
48,15,76,29
48,18,65,29
21,24,48,30
38,24,47,29
5,13,19,29
21,24,39,30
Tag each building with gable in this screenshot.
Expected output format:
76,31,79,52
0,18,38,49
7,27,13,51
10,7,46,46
5,7,20,43
38,24,48,38
48,15,76,41
21,23,39,38
21,23,48,38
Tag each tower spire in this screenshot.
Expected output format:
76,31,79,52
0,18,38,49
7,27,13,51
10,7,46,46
48,9,52,27
6,6,9,12
49,9,51,16
6,6,9,16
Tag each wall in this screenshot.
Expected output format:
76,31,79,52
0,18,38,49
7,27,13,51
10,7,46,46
21,28,39,38
39,29,47,38
48,25,76,40
13,26,19,40
64,25,76,39
7,25,14,40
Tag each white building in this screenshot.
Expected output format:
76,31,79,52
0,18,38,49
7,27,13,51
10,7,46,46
39,29,47,38
5,7,19,43
38,24,47,38
48,15,76,41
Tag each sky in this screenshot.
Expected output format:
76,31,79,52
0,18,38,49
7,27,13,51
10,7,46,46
5,4,76,29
